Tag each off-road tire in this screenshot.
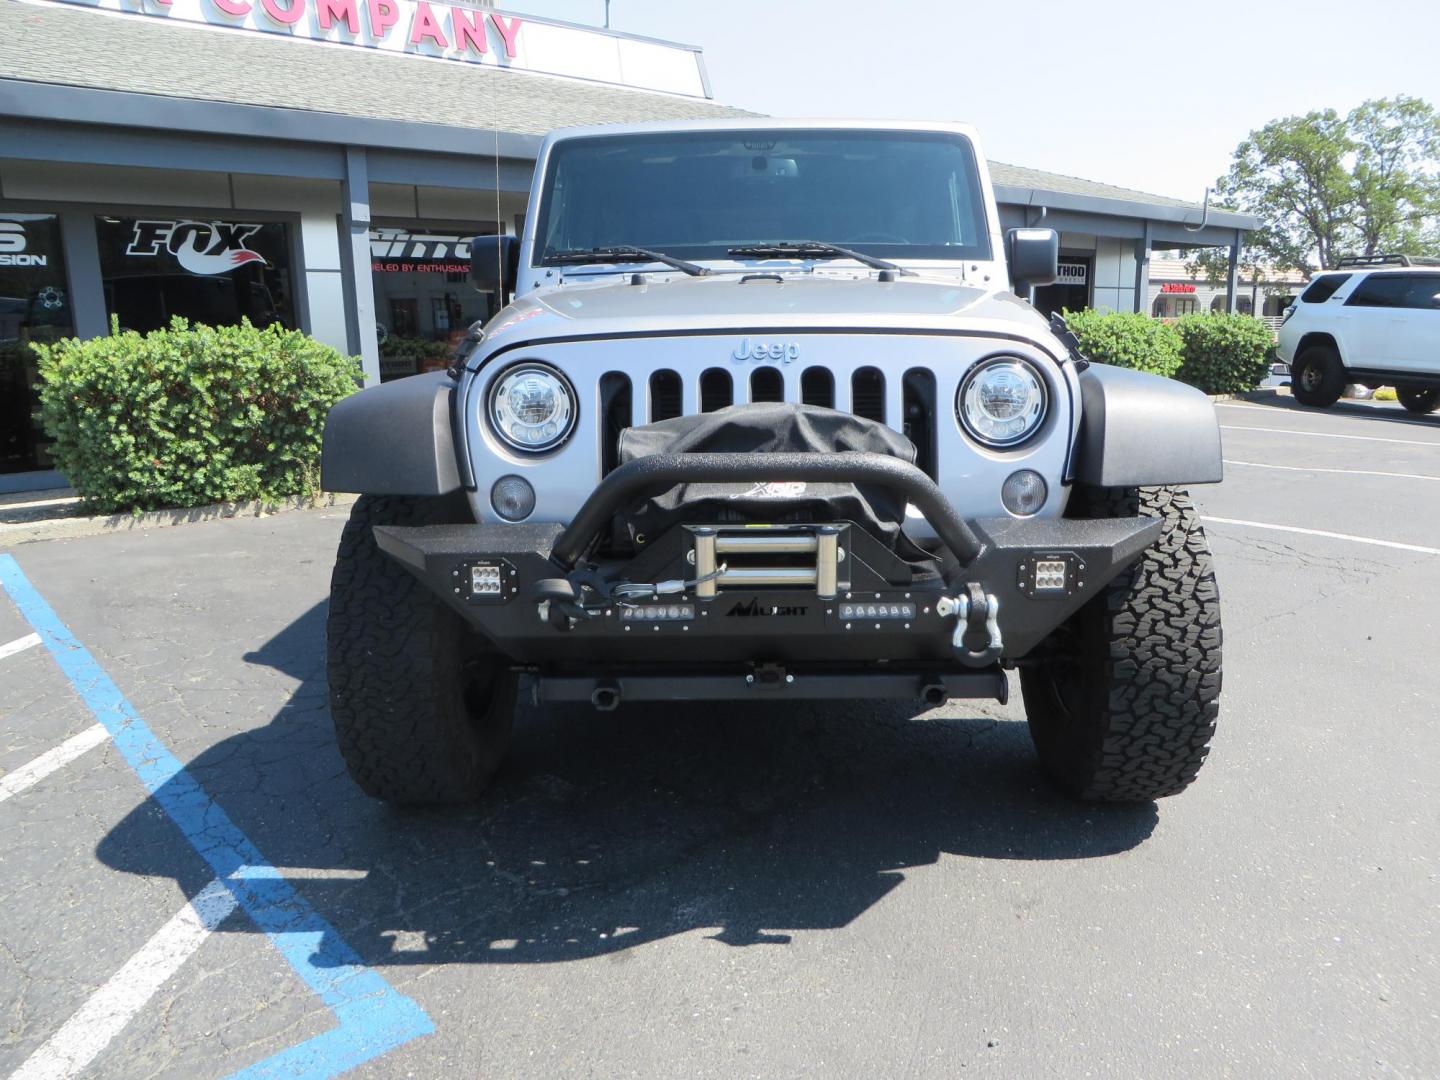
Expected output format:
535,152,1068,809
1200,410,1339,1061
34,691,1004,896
327,494,517,804
1020,486,1221,802
1396,387,1440,414
1289,346,1345,407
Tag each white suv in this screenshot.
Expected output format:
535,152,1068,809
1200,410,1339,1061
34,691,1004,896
1277,256,1440,414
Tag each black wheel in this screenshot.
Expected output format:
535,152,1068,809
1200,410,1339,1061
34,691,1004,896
1019,486,1221,802
326,494,517,804
1289,345,1345,407
1396,387,1440,414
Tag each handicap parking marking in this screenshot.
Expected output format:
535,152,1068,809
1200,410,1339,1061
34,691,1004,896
0,553,434,1080
0,722,110,803
11,879,239,1080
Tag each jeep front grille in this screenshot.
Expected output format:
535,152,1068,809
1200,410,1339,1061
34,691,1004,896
597,365,938,478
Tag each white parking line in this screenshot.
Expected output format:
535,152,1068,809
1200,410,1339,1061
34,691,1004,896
1202,516,1440,556
1220,425,1440,448
0,724,111,803
9,879,238,1080
1217,400,1440,425
0,632,42,661
1223,459,1440,482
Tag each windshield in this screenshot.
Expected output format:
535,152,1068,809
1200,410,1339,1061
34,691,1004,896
535,129,993,267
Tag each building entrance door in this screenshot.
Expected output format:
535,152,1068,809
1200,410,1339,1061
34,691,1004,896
1031,256,1091,318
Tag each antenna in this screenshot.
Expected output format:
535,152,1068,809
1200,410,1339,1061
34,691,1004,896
604,0,611,28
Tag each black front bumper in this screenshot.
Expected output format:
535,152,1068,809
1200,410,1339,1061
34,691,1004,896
371,453,1161,702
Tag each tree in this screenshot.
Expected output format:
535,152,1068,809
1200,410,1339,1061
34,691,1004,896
1205,96,1440,275
1348,97,1440,258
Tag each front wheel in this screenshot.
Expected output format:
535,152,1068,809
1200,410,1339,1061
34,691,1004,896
1396,387,1440,414
1289,346,1345,407
326,494,517,804
1020,486,1222,802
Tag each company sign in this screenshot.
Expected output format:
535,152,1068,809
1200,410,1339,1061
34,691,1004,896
43,0,710,97
127,220,268,276
0,223,48,268
1160,282,1197,293
370,227,472,273
1055,261,1087,287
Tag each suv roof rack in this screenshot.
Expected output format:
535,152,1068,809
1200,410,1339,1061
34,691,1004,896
1334,254,1440,269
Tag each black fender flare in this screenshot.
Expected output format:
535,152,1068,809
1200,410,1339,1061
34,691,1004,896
1072,363,1222,487
321,371,462,495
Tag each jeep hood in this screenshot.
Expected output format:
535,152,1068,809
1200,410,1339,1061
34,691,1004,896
477,275,1059,359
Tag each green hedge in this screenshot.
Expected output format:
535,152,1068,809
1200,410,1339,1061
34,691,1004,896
35,318,360,513
1174,312,1275,395
1063,308,1274,394
1061,308,1184,378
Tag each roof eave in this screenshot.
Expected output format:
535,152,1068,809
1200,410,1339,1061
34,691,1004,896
993,183,1258,232
0,77,544,160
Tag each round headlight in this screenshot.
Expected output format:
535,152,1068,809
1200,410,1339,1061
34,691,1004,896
489,363,576,452
957,358,1047,447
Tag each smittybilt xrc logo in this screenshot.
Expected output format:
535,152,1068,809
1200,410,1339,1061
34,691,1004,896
126,220,268,276
726,599,808,618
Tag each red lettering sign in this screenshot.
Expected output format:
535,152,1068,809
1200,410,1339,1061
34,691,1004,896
1160,282,1197,293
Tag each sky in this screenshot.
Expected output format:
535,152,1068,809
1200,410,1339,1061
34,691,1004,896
494,0,1440,203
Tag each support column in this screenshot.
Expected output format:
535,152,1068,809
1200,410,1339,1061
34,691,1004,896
1133,221,1151,315
1225,229,1241,315
341,146,380,386
59,209,108,339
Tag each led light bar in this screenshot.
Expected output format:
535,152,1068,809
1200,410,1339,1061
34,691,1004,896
620,604,696,622
839,602,916,620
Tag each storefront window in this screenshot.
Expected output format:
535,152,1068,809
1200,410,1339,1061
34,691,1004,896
1,212,73,475
1152,293,1198,318
371,224,496,381
96,216,296,334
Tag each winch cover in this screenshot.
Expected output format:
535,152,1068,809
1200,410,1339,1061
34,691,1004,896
615,402,920,551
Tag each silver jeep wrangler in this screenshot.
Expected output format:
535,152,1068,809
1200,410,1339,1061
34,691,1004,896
322,120,1223,806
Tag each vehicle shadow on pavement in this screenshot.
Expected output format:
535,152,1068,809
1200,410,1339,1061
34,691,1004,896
96,601,1157,964
1240,393,1440,429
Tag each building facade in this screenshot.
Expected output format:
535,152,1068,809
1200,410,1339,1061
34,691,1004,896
0,0,1256,492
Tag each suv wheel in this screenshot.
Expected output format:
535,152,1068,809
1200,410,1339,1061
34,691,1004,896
1019,486,1221,802
327,494,517,804
1396,387,1440,414
1290,345,1345,407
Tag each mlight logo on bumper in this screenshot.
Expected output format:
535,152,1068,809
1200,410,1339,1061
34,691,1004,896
726,599,808,618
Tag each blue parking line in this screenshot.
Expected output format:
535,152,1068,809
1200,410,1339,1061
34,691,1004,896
0,553,434,1079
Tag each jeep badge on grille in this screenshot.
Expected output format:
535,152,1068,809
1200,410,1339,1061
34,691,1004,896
732,338,801,364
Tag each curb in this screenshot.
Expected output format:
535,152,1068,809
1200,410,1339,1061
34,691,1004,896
0,492,359,548
1207,389,1285,402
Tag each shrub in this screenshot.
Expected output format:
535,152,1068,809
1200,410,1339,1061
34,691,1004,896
1061,308,1184,378
380,335,451,361
1174,312,1275,394
35,318,360,513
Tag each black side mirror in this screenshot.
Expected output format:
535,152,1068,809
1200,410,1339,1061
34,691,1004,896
1006,227,1059,288
470,233,520,296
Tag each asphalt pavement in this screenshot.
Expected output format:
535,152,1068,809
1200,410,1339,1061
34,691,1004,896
2,391,1437,1079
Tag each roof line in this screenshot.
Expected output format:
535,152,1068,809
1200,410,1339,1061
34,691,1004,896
0,77,543,159
991,182,1258,231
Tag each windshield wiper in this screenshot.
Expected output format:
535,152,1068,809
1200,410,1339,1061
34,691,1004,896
727,240,912,275
548,246,710,277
